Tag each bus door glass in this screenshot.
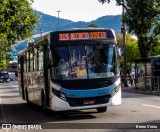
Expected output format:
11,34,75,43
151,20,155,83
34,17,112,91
51,47,69,80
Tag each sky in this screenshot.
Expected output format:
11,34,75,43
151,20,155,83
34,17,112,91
32,0,122,22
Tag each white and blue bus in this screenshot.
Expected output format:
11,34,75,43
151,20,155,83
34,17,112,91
18,28,121,113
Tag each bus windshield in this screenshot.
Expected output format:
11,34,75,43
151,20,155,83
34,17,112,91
51,44,118,80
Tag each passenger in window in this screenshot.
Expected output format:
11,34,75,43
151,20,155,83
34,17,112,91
77,60,87,78
92,57,100,65
67,67,79,80
70,57,78,67
77,60,84,70
59,59,66,69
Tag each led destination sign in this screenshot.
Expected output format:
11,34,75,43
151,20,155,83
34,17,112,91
59,31,106,41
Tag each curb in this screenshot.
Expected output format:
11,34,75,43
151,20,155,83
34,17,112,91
122,87,160,96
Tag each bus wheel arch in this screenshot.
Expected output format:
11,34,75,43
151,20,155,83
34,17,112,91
25,88,28,101
25,88,31,106
41,90,46,107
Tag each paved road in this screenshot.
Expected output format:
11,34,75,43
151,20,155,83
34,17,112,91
0,82,160,132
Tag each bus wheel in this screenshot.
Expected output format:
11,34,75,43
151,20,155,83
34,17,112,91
42,93,51,115
26,89,31,106
97,107,107,113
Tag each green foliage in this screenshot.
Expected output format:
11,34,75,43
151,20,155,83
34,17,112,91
0,0,39,70
6,54,14,62
98,0,127,9
0,53,14,71
98,0,160,58
126,38,140,63
117,34,140,71
0,53,7,71
148,40,160,57
123,0,160,58
0,0,39,51
86,24,99,28
98,0,110,4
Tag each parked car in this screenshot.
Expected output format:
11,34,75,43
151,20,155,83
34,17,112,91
0,72,10,83
10,76,18,81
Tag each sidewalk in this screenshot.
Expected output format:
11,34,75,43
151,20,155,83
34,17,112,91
122,86,160,96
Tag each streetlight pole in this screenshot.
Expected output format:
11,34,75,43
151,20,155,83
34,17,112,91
121,1,128,87
57,10,61,31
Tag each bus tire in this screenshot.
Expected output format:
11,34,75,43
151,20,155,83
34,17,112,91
41,91,51,116
97,107,107,113
25,89,31,106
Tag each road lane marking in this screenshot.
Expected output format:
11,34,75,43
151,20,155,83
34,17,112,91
142,104,160,109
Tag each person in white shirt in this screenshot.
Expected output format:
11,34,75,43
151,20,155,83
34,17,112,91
130,71,135,87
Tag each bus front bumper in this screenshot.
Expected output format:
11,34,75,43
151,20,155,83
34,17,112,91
50,88,121,111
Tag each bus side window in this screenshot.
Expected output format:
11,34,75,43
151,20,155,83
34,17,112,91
27,51,30,72
18,56,21,73
34,48,38,71
30,49,34,72
38,46,44,71
24,53,27,72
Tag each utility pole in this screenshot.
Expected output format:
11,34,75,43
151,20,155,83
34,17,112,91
57,10,61,31
121,0,128,87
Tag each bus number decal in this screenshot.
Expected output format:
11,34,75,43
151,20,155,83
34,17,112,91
59,33,69,40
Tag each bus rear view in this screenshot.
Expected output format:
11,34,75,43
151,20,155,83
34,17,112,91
18,28,121,113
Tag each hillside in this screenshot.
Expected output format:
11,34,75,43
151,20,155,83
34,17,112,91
15,11,122,51
35,11,122,34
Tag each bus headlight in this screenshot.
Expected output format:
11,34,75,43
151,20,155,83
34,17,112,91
52,88,67,101
59,93,66,100
111,85,121,97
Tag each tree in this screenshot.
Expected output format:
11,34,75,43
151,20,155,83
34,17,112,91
0,54,13,71
123,0,160,58
0,0,39,70
98,0,160,58
117,34,140,72
149,39,160,57
86,24,99,28
0,0,39,48
98,0,127,9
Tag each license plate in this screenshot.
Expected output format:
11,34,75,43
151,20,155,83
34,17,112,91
84,100,95,105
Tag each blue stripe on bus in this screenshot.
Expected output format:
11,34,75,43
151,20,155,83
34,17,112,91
59,84,117,98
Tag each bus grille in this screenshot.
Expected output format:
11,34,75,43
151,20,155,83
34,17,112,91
67,95,110,107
